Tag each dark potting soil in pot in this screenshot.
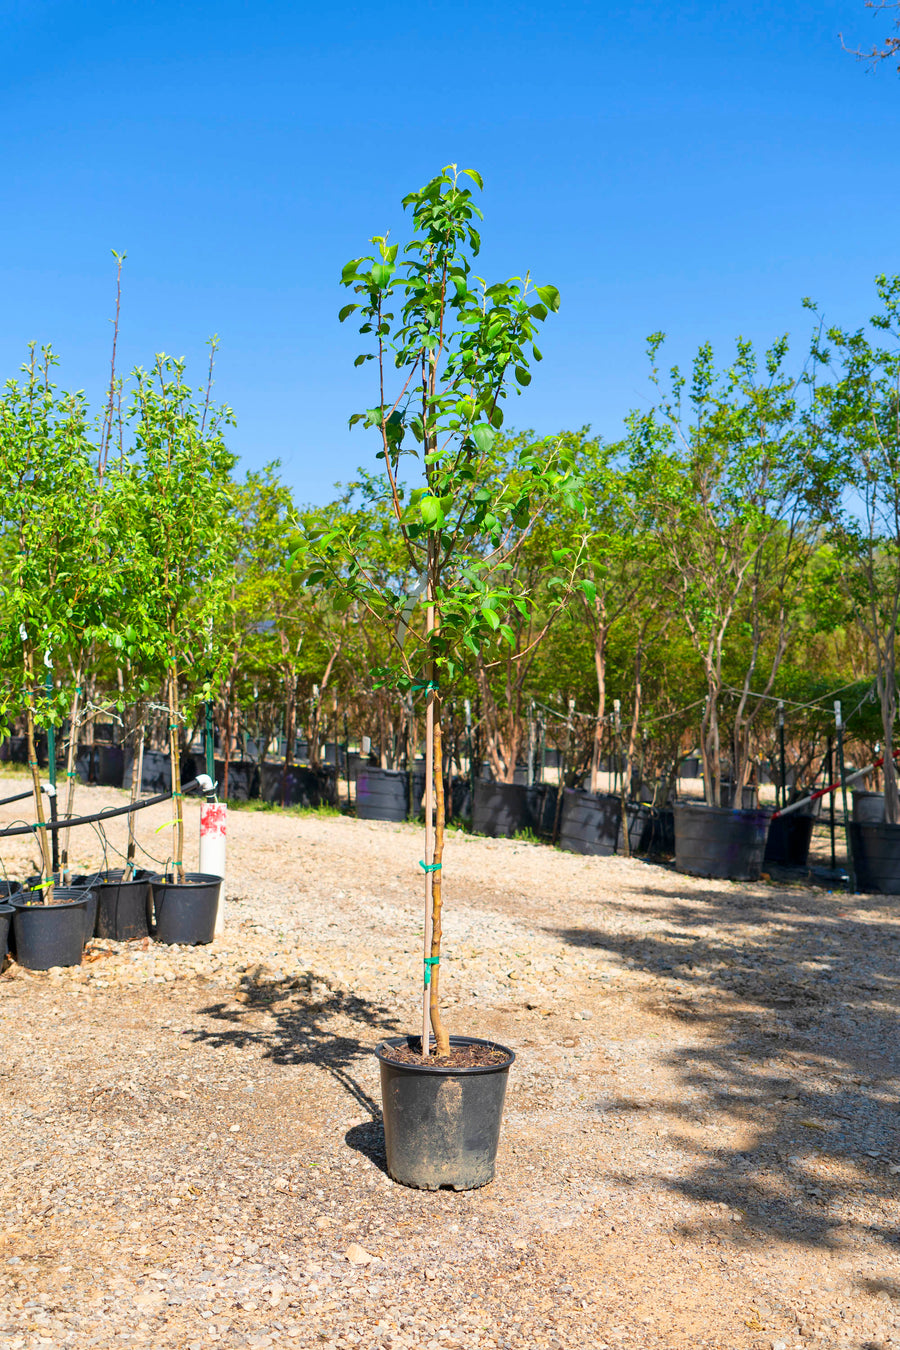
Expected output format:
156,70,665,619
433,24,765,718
378,1042,510,1069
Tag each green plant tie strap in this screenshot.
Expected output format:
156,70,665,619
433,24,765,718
423,956,440,987
410,681,439,693
419,861,442,872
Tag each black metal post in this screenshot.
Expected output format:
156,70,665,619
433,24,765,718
827,735,836,872
777,701,787,811
835,701,854,891
49,790,59,873
344,714,351,809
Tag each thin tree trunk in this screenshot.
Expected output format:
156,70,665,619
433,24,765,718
590,630,606,794
429,714,449,1055
24,643,54,899
125,728,144,879
168,658,185,883
59,672,82,882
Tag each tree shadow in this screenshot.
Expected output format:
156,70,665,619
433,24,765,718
191,966,399,1156
548,877,900,1260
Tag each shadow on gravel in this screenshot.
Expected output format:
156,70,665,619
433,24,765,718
190,969,400,1125
548,879,900,1254
344,1120,389,1174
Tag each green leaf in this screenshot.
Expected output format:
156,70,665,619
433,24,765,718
514,366,531,386
472,424,496,453
338,303,359,323
480,605,500,630
535,285,560,313
420,495,445,528
371,262,394,288
580,578,597,604
462,169,484,190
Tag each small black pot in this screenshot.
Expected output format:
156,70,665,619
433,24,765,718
11,894,89,969
149,872,221,945
93,869,152,941
674,802,771,881
375,1035,515,1191
849,821,900,894
0,904,13,960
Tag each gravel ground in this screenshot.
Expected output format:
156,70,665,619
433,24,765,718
2,776,900,1350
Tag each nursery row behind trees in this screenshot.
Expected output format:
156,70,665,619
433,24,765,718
2,280,900,827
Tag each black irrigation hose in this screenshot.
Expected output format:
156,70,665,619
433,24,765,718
0,788,34,808
0,779,201,840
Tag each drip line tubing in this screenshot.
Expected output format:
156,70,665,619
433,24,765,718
0,788,34,808
0,778,200,839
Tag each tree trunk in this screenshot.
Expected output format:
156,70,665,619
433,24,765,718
590,629,607,794
125,727,144,878
23,643,54,899
168,659,185,883
59,672,82,882
429,714,449,1055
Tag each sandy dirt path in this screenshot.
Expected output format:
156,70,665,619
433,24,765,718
1,775,899,1350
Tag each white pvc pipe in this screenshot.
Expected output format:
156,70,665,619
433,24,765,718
199,801,227,935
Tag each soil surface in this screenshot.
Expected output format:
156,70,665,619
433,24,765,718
2,777,900,1349
378,1042,511,1069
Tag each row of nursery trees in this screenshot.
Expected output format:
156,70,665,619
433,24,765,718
2,191,900,858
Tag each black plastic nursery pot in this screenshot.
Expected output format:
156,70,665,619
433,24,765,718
148,872,221,945
259,762,335,807
0,881,22,958
356,767,409,822
0,904,13,960
764,810,815,868
213,759,259,802
558,788,619,856
93,870,152,941
848,822,900,894
10,893,89,969
471,780,557,838
25,878,100,942
852,790,885,825
674,802,771,882
375,1036,515,1191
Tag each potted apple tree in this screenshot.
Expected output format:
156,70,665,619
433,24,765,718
298,166,583,1189
124,347,238,942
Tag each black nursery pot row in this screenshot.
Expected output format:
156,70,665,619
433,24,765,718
0,871,223,972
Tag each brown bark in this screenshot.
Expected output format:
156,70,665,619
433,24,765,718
59,672,82,881
23,643,54,899
429,715,449,1055
168,656,185,883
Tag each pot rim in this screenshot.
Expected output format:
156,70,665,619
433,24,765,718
674,801,772,821
10,894,90,910
375,1033,515,1076
149,872,223,888
93,870,152,888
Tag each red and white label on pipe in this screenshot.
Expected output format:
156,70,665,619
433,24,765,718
200,803,227,839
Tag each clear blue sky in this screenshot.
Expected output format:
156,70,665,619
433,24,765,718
1,0,898,503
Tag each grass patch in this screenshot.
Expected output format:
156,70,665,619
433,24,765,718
226,798,345,819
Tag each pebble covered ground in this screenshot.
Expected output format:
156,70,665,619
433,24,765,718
1,777,900,1350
